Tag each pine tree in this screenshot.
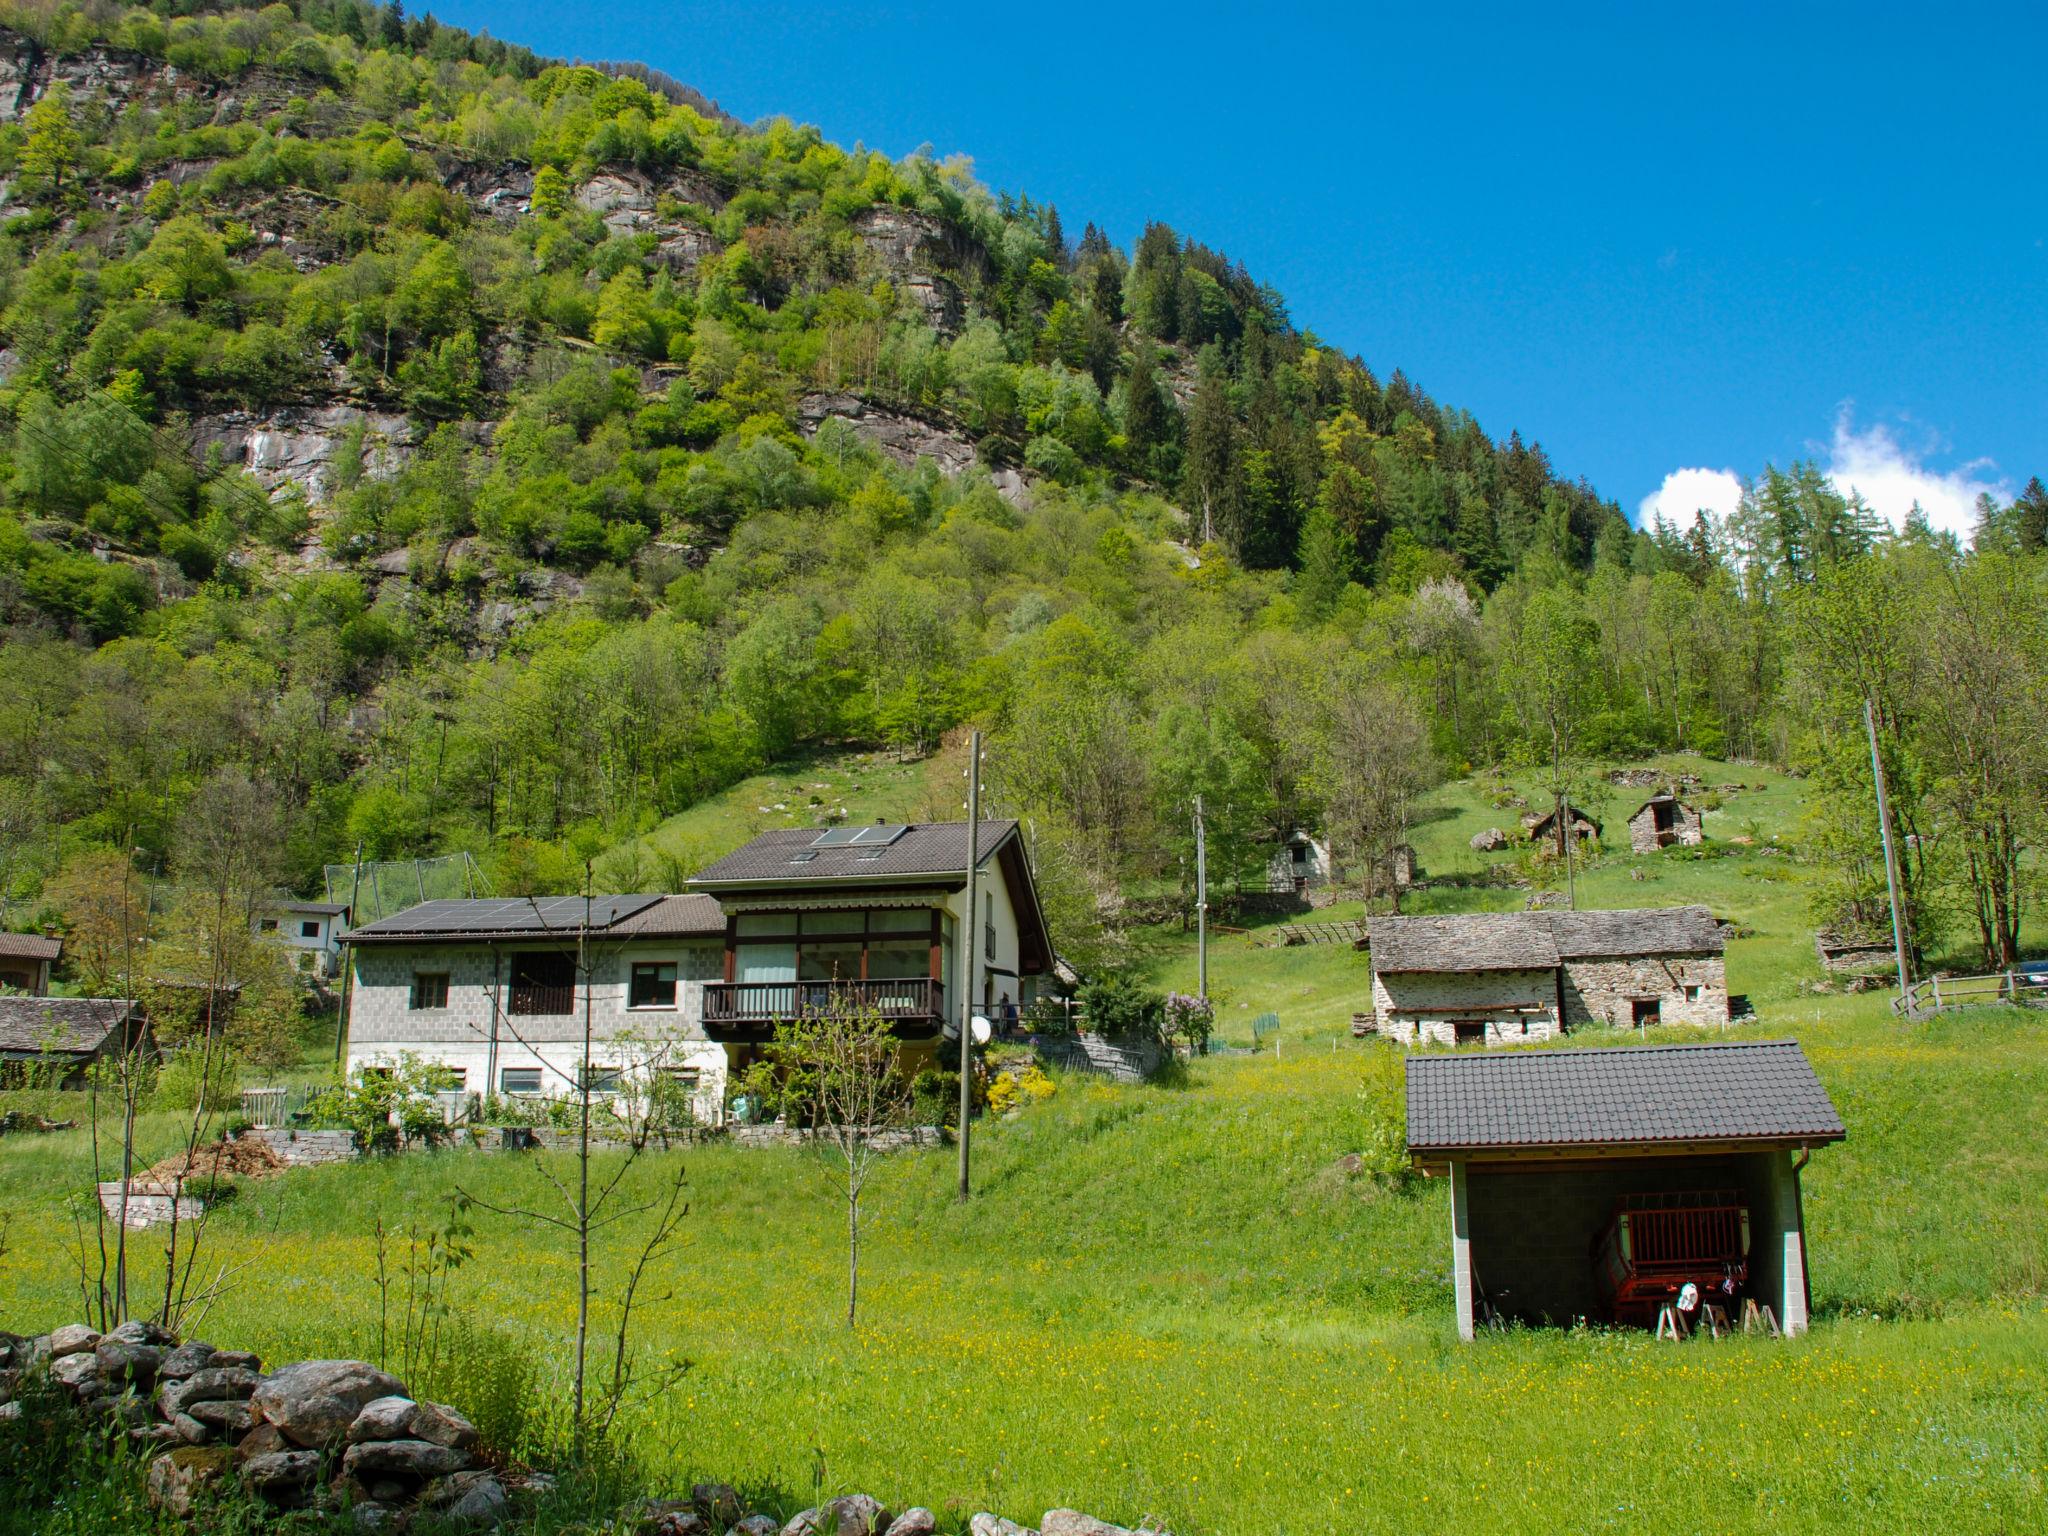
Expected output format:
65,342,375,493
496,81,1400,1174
1121,355,1174,479
1294,500,1356,620
2015,476,2048,553
1180,369,1237,546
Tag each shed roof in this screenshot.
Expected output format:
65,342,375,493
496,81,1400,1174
1548,905,1724,959
0,932,62,962
344,893,724,944
265,900,351,916
1627,791,1695,820
1405,1039,1845,1154
688,821,1019,886
1367,912,1560,973
0,996,142,1057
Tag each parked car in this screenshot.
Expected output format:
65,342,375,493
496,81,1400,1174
2014,959,2048,992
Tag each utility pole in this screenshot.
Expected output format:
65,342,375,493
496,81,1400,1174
957,731,982,1202
1864,699,1912,1000
334,841,364,1066
1194,795,1209,1002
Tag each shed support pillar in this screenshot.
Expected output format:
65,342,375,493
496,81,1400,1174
1450,1160,1475,1340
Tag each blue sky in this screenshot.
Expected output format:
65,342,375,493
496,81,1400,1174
428,2,2046,533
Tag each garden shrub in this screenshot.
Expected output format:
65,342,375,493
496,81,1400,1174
1078,972,1165,1043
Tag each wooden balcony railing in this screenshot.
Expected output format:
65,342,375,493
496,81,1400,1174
703,977,945,1028
508,983,576,1017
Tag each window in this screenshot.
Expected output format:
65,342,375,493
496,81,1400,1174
300,919,322,939
409,972,450,1010
801,909,863,935
1453,1021,1486,1046
661,1065,701,1092
499,1067,543,1095
629,961,678,1009
509,952,576,1015
871,909,929,933
1682,984,1702,1002
259,917,279,933
439,1067,467,1092
1632,998,1661,1028
736,913,798,937
984,920,995,962
581,1064,623,1094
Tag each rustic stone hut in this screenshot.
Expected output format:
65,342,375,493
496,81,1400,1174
1524,803,1601,850
1365,905,1729,1046
1407,1039,1845,1338
1628,792,1704,852
0,997,154,1086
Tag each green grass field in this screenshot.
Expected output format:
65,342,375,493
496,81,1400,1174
4,758,2045,1533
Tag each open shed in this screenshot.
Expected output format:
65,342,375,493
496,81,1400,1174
1406,1040,1845,1338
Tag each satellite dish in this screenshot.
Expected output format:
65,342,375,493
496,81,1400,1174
970,1015,993,1046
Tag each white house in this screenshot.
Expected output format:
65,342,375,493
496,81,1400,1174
255,899,350,978
339,820,1053,1122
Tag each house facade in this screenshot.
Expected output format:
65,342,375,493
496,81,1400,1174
339,820,1052,1122
1366,906,1729,1046
0,932,61,995
256,900,350,978
1627,793,1704,853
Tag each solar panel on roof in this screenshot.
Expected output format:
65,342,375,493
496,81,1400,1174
811,826,864,847
851,824,909,845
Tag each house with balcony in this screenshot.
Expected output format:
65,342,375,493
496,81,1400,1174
337,820,1052,1123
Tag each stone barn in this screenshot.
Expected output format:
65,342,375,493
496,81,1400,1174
1365,905,1730,1045
1628,792,1704,852
0,997,154,1087
1524,802,1601,850
1405,1039,1845,1337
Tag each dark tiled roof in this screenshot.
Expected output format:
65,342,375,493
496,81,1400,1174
345,893,722,944
1548,905,1724,958
0,996,140,1056
1405,1039,1845,1153
1369,906,1724,972
1368,913,1560,972
688,821,1017,886
266,900,350,916
0,932,62,962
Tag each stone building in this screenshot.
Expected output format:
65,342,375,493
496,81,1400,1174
1406,1039,1845,1337
1627,792,1704,853
1523,802,1602,851
1365,905,1729,1046
0,996,153,1086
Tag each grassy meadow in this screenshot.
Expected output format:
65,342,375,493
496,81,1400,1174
4,757,2046,1533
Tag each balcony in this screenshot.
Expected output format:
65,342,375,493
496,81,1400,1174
508,982,576,1017
702,977,946,1039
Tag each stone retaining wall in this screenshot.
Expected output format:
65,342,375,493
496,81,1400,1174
1031,1034,1165,1084
244,1128,358,1166
96,1182,204,1230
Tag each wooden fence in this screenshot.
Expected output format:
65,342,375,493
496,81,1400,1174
1268,919,1367,948
1894,971,2048,1019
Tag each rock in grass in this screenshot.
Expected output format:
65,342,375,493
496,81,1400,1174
883,1511,938,1536
341,1437,473,1479
106,1319,174,1349
1042,1515,1133,1536
159,1340,218,1380
188,1397,255,1433
693,1482,743,1524
160,1365,261,1418
427,1469,510,1529
347,1394,418,1443
251,1360,406,1448
350,1502,403,1532
411,1399,478,1450
969,1517,1036,1536
211,1349,263,1371
732,1517,780,1536
240,1448,322,1499
50,1351,100,1390
47,1324,99,1359
649,1510,708,1535
148,1446,236,1517
785,1495,891,1536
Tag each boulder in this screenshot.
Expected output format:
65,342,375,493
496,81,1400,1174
650,1511,709,1536
188,1397,255,1433
212,1349,263,1371
47,1323,99,1359
1470,827,1510,853
883,1512,938,1536
95,1335,163,1388
350,1501,403,1532
159,1340,218,1379
240,1448,322,1498
148,1446,235,1517
411,1399,478,1450
1042,1515,1132,1536
969,1518,1036,1536
106,1319,174,1348
129,1423,181,1448
348,1394,419,1443
342,1437,473,1480
733,1519,780,1536
426,1468,510,1529
236,1421,289,1461
172,1412,213,1444
693,1482,743,1524
251,1359,406,1448
161,1365,261,1417
50,1350,100,1390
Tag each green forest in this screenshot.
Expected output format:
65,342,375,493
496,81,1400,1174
0,0,2044,1022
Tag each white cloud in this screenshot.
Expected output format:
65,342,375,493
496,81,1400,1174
1637,466,1744,528
1638,409,2013,539
1818,409,2009,539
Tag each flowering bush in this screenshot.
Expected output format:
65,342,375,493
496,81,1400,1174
987,1062,1055,1114
1163,992,1215,1054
